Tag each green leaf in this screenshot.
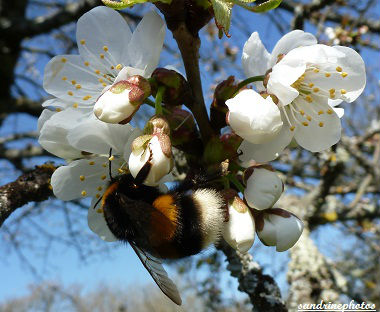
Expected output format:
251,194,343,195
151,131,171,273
252,0,282,13
211,0,234,37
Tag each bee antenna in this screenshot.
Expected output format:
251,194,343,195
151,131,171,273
93,195,102,210
108,148,114,182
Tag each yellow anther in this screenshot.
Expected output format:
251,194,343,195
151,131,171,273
101,175,106,180
330,94,335,99
96,194,101,199
336,66,342,72
71,80,76,85
95,70,100,74
299,110,305,116
102,163,107,168
100,53,105,59
325,73,331,77
340,89,347,94
306,115,312,121
97,186,103,191
313,88,319,93
318,110,324,115
118,168,124,174
98,78,103,83
308,83,314,88
102,83,107,87
56,108,62,112
103,74,107,78
116,64,122,70
290,126,295,131
84,61,89,66
73,103,78,108
302,121,309,126
96,208,104,214
48,184,53,190
61,57,67,63
327,109,333,114
329,88,335,94
341,72,348,78
80,175,85,181
82,95,92,101
67,91,74,96
305,95,313,103
62,76,67,81
110,66,115,70
89,161,95,165
313,68,320,73
80,39,86,45
319,122,324,127
81,190,87,196
75,84,82,89
103,46,109,52
109,155,115,161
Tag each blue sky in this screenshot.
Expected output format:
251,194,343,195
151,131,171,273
0,1,379,306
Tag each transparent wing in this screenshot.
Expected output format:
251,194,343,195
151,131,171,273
130,243,182,305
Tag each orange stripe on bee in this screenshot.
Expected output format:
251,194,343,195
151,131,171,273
101,182,119,207
150,195,178,245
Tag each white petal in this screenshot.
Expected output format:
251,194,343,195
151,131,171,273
43,55,104,104
42,98,72,109
333,107,344,118
292,99,341,152
244,168,283,210
238,124,293,164
88,197,117,242
37,109,55,133
256,216,277,246
226,89,283,144
51,157,110,201
241,32,270,91
39,108,91,159
271,213,304,252
77,6,132,72
222,202,255,253
127,11,165,77
269,30,317,67
123,128,144,161
67,114,135,156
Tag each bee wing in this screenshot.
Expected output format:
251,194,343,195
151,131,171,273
130,243,182,306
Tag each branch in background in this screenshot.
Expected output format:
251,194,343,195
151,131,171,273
0,165,55,227
218,241,288,312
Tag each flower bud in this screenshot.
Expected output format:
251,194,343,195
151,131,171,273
94,75,150,124
220,133,243,160
222,196,255,253
129,129,173,186
226,89,283,144
244,166,283,210
165,108,197,147
151,68,190,106
255,208,304,252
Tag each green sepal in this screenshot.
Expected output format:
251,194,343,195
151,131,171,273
211,0,234,37
251,0,282,12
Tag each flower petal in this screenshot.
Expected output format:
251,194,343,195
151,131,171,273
67,114,135,155
242,32,270,91
43,55,104,104
88,197,117,242
127,11,165,77
238,124,293,164
272,213,304,252
76,6,132,72
51,157,110,201
269,30,317,67
37,108,55,133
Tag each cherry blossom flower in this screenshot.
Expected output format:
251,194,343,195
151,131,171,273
238,30,366,163
255,208,304,252
38,106,141,241
43,6,165,115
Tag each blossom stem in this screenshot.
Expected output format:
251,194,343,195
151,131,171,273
227,174,245,194
155,86,165,115
235,75,265,95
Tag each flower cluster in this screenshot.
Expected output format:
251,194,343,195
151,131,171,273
38,6,366,257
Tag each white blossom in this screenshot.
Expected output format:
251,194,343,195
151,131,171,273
239,30,366,163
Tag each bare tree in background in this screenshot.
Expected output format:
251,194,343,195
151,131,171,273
0,0,379,311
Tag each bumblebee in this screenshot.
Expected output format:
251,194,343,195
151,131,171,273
99,170,225,305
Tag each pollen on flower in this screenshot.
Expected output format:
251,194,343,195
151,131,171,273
308,83,314,88
313,88,320,93
299,110,305,116
98,78,103,83
73,103,78,108
336,66,342,72
81,190,87,196
110,66,115,70
329,88,335,94
116,64,123,70
79,175,85,181
89,161,95,165
103,46,109,52
319,122,324,127
62,76,67,81
109,155,115,161
325,73,331,77
327,109,333,114
102,163,107,168
96,208,103,214
84,61,90,66
95,70,101,75
302,121,309,126
341,72,348,78
100,53,105,59
101,175,107,180
305,95,313,103
313,68,320,73
96,193,101,199
71,80,76,85
76,84,82,89
290,126,295,131
318,110,324,115
97,186,103,191
82,95,92,100
61,57,67,63
80,39,86,45
340,89,347,94
102,83,107,87
56,108,62,112
67,91,74,96
306,115,312,121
